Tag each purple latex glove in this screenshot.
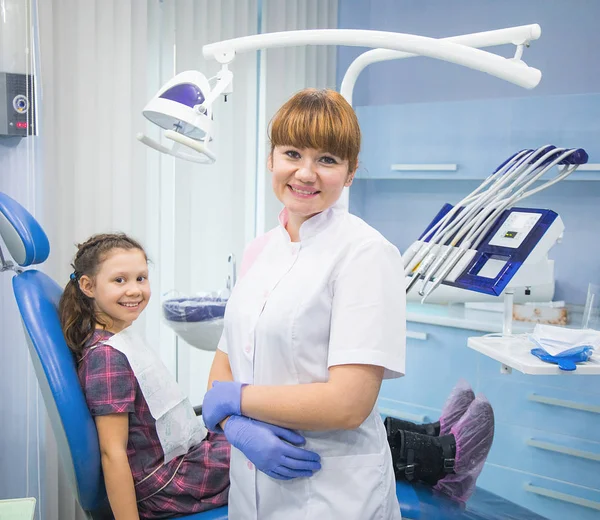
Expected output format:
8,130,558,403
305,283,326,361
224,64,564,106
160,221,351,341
224,415,321,480
202,381,244,432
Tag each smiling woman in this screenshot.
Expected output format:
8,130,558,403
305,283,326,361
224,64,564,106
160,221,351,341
204,87,407,520
267,88,361,241
268,88,361,172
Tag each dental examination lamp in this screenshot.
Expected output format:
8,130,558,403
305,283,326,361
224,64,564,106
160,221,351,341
138,68,233,163
137,25,543,164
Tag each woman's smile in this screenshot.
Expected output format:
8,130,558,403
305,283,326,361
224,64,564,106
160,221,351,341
288,184,321,199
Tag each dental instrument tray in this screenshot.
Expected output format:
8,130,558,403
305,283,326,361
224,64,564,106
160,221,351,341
162,296,227,351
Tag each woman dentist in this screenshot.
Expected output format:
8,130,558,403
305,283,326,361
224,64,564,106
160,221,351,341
204,88,405,519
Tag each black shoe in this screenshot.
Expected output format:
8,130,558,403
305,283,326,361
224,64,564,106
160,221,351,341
384,416,440,437
388,429,456,486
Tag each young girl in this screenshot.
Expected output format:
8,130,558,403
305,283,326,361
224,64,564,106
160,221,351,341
58,233,233,519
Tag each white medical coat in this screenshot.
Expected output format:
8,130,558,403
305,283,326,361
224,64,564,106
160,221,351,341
219,201,406,520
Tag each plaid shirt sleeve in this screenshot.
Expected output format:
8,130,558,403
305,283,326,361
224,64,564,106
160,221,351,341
81,344,136,416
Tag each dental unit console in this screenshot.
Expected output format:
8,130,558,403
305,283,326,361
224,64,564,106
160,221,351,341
405,206,564,304
404,146,589,304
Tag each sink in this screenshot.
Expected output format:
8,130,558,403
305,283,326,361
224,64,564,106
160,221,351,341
162,296,228,351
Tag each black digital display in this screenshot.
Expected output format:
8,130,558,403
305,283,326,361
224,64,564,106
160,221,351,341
504,231,518,238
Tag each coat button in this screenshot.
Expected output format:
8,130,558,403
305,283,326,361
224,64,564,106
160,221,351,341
247,461,254,470
244,344,251,353
263,290,269,298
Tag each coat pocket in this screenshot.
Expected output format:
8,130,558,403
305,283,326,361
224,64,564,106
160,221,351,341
307,452,391,520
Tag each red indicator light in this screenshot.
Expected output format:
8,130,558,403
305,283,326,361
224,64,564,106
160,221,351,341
16,122,28,129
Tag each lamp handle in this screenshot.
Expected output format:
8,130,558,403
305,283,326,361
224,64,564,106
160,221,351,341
165,130,217,163
136,132,216,164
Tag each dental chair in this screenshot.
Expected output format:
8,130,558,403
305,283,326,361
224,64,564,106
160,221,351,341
0,191,547,520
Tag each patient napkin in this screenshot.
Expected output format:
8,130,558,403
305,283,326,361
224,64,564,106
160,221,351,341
104,328,207,463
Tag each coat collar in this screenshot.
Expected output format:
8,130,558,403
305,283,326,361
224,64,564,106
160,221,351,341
277,198,345,243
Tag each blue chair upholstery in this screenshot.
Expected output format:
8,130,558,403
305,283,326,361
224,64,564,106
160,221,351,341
14,270,109,517
0,192,49,266
1,192,548,520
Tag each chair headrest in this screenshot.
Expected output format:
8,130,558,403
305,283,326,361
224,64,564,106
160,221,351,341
0,192,50,267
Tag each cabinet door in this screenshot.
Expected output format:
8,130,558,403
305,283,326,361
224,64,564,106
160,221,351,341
478,464,600,520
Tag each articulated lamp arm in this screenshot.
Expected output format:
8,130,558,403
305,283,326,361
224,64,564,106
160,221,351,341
203,28,542,96
339,24,541,104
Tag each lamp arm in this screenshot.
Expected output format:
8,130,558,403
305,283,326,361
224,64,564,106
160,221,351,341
339,24,541,104
202,29,541,91
196,68,234,113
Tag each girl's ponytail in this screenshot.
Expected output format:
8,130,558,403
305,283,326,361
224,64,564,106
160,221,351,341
59,274,97,359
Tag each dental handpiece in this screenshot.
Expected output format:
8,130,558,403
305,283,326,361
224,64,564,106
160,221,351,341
405,248,440,293
421,247,470,302
401,157,521,271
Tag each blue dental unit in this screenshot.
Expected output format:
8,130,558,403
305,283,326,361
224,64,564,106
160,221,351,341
0,192,549,519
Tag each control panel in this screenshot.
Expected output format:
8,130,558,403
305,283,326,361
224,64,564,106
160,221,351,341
0,73,36,137
487,211,542,249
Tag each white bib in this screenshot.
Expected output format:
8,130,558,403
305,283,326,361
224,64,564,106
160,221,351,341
103,328,207,463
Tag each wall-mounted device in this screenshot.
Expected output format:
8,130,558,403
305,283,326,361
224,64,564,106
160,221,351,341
0,73,36,137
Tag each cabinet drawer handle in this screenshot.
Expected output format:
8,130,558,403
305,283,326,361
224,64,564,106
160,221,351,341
407,330,428,341
528,393,600,415
379,407,428,424
391,163,458,172
524,483,600,511
527,439,600,462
